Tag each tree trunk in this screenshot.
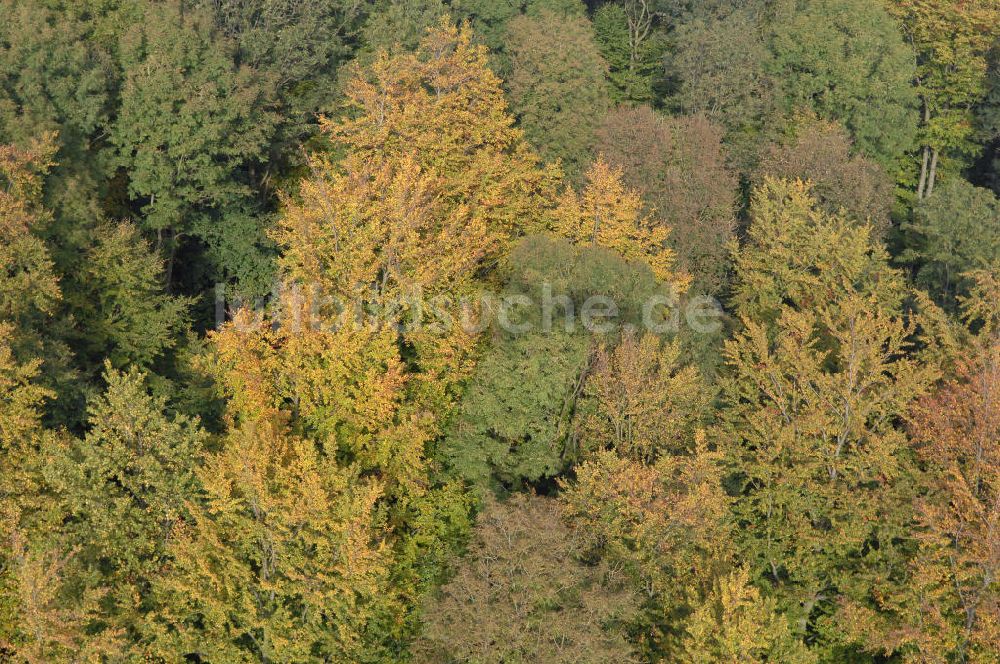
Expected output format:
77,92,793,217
917,145,930,199
917,98,931,199
927,148,939,198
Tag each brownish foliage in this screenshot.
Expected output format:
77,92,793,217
595,106,738,294
758,116,895,235
416,493,639,664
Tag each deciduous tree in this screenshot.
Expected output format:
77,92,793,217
757,115,895,235
889,0,1000,198
505,10,611,180
415,493,638,664
596,106,737,293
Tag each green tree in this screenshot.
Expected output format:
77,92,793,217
41,364,207,654
722,178,940,649
113,0,278,293
68,221,192,371
889,0,1000,198
767,0,918,168
730,178,906,325
450,0,586,71
665,6,777,165
0,0,115,252
440,234,666,489
358,0,450,58
442,328,590,489
200,0,367,155
505,10,612,180
593,2,669,104
901,177,1000,308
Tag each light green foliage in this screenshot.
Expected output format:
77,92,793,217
505,10,611,180
723,178,940,649
767,0,918,168
503,233,666,326
40,364,206,651
901,177,1000,307
890,0,1000,196
730,178,906,324
69,221,192,370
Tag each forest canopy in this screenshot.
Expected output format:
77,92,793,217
0,1,999,663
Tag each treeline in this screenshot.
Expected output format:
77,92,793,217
0,1,999,662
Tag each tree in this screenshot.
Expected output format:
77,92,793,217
553,158,685,288
596,106,738,293
730,178,906,325
505,10,612,180
678,567,814,664
68,221,192,370
574,330,710,462
440,233,667,489
358,0,450,58
449,0,586,71
0,136,60,332
593,2,668,104
332,19,560,256
0,0,115,251
889,0,1000,198
840,279,1000,663
757,115,895,235
200,0,366,144
900,177,1000,309
560,440,731,657
767,0,918,168
113,0,278,292
41,364,207,651
665,6,777,165
415,493,638,664
152,416,392,662
0,135,80,423
0,325,51,456
1,531,121,663
273,153,489,420
722,179,939,646
442,329,590,489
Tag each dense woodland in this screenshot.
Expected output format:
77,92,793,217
1,0,1000,662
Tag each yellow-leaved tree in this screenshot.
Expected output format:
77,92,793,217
154,20,563,659
721,178,941,650
553,158,688,290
